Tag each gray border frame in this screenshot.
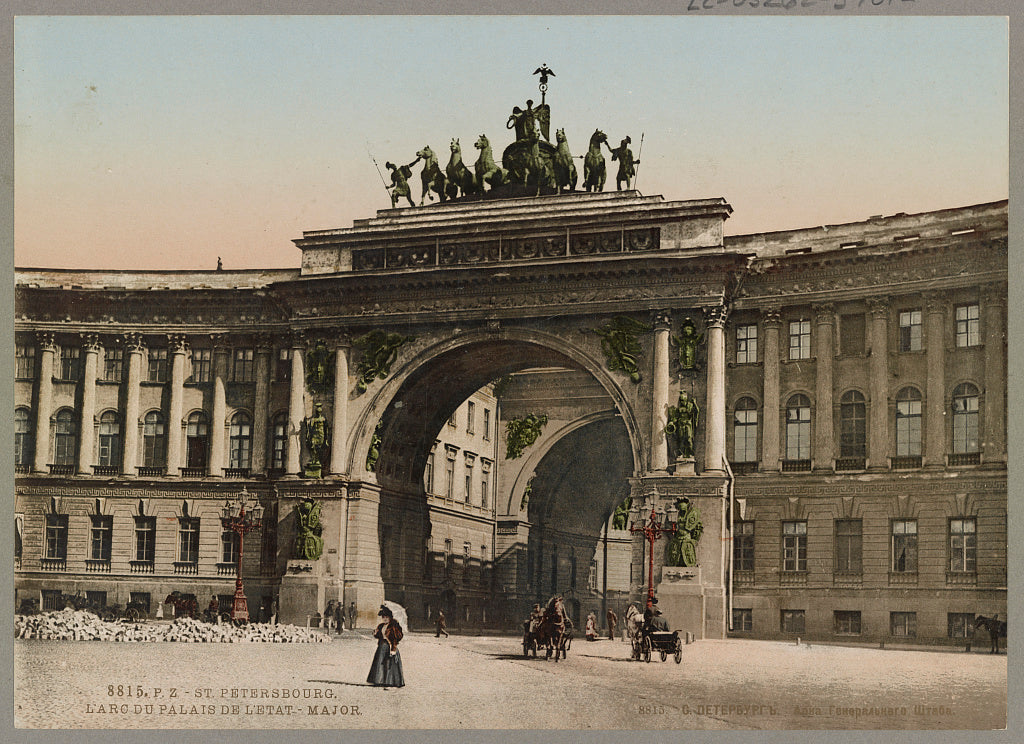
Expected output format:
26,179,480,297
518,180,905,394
2,2,1019,743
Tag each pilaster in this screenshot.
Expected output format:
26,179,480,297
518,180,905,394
77,334,101,474
651,311,671,473
867,298,889,470
760,310,781,472
812,304,835,472
32,333,56,473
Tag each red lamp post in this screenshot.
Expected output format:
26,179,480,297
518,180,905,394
630,502,677,609
220,487,264,623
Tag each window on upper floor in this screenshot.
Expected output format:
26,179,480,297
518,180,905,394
90,515,113,562
424,446,436,495
782,521,807,572
186,412,209,470
736,324,758,364
952,383,980,454
898,310,922,352
467,401,476,434
839,390,867,459
134,516,156,564
229,412,252,469
53,409,77,466
788,320,811,360
955,304,980,348
785,395,811,462
97,411,122,467
103,347,124,383
178,517,200,564
949,518,977,573
483,408,491,441
45,513,68,560
190,348,212,383
14,408,33,468
142,411,166,468
733,398,758,463
59,345,80,381
276,348,292,382
233,349,255,382
733,520,754,572
147,348,168,382
221,529,240,565
895,387,922,457
16,344,35,380
270,413,288,470
891,519,918,573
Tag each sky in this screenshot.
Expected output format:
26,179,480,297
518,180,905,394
13,15,1008,271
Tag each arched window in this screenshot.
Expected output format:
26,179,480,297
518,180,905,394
14,407,33,468
952,383,980,454
186,411,209,470
785,394,811,462
895,387,923,457
229,412,252,469
142,411,166,468
54,409,77,466
97,411,121,467
839,391,867,458
270,412,288,470
733,397,758,463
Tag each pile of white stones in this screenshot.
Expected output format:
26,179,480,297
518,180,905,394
15,609,332,643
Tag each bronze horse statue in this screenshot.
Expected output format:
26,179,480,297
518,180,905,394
474,134,507,192
553,128,577,192
445,138,477,199
583,129,608,192
974,614,1006,653
415,146,448,205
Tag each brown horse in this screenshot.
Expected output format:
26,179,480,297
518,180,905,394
974,614,1006,653
533,596,570,661
163,591,199,619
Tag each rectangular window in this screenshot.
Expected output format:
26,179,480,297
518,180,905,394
86,590,107,608
103,348,124,382
45,514,69,560
899,310,922,352
732,608,753,632
190,349,212,383
834,610,862,635
424,449,435,495
134,516,156,563
480,466,490,509
15,344,35,379
90,515,113,562
483,409,491,441
221,530,240,564
788,320,811,360
782,521,807,572
276,348,292,381
233,349,255,382
949,518,977,573
780,609,805,634
147,348,168,382
448,410,457,428
948,613,975,639
178,518,200,564
467,401,476,434
840,313,866,356
734,405,758,462
890,612,917,637
891,519,918,573
736,324,758,364
444,449,456,499
41,589,63,611
733,521,754,572
59,346,80,381
834,519,862,574
955,304,980,347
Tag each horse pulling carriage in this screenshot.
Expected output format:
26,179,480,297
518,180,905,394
522,596,573,662
625,603,683,664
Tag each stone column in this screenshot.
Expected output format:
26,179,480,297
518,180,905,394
209,342,229,477
760,310,781,472
867,299,889,470
983,285,1007,463
923,293,946,468
287,336,306,475
122,334,145,476
703,305,728,474
33,333,57,473
650,311,671,473
342,480,386,628
166,335,188,475
77,334,101,474
330,340,350,475
812,304,835,472
251,340,272,475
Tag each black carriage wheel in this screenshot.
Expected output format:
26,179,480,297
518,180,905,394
642,636,652,663
124,608,140,623
660,650,667,662
674,640,683,664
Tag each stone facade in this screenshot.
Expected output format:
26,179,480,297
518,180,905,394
13,192,1006,644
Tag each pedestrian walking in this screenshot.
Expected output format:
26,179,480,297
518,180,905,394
606,608,618,641
435,609,449,638
334,600,345,633
348,601,357,630
367,605,405,688
325,600,336,633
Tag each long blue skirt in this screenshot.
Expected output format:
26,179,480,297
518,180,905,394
366,638,405,687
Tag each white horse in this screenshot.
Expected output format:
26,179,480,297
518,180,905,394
625,604,644,659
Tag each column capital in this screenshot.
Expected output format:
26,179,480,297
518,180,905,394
36,331,57,352
167,334,190,354
124,332,147,353
867,297,889,318
289,330,309,350
813,303,836,325
761,308,782,327
651,310,672,331
703,304,728,328
254,333,274,355
80,333,102,352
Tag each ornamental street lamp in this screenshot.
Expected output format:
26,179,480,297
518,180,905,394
630,495,677,609
220,487,264,623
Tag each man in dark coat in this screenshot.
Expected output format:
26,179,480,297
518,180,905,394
607,608,618,641
435,609,449,638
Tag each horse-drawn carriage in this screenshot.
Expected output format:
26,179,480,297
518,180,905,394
522,596,573,662
625,603,683,664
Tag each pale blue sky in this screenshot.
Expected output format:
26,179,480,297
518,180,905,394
14,15,1008,270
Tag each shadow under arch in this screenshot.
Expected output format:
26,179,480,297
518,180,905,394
346,327,643,489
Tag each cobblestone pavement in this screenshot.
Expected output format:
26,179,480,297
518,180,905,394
14,630,1006,730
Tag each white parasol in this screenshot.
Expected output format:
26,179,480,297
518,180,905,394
382,600,408,632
